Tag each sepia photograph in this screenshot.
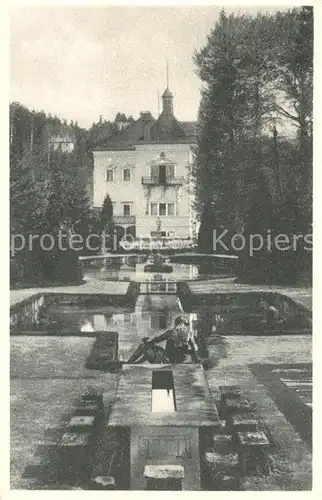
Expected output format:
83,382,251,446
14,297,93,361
9,1,313,491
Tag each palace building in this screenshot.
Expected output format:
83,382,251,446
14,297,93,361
92,84,197,242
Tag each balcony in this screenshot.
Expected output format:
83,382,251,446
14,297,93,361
141,176,185,186
113,215,136,225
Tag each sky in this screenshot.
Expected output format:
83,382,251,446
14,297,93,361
10,4,293,128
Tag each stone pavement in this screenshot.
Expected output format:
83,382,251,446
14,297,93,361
187,280,312,312
10,280,129,308
10,278,312,314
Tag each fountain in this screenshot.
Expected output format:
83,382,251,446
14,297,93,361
108,364,221,490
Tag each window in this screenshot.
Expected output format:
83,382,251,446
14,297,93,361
151,165,158,179
123,204,131,216
150,203,158,216
166,164,175,179
168,203,175,216
159,165,166,184
159,203,166,216
149,164,175,183
150,203,176,216
150,231,166,239
106,169,114,182
123,168,131,181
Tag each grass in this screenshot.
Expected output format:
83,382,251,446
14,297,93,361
10,330,312,490
205,335,312,490
10,336,120,489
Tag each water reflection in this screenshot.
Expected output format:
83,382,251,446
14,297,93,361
152,389,176,413
80,318,95,332
151,370,177,413
83,260,229,283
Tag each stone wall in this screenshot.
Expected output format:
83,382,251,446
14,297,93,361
130,426,201,490
10,294,45,331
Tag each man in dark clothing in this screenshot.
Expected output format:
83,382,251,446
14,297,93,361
126,316,200,364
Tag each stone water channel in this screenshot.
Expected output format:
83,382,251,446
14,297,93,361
10,256,312,490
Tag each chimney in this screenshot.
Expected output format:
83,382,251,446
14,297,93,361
140,111,152,141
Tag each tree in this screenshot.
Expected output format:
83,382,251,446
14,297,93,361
10,102,92,285
99,194,114,252
274,7,313,226
193,7,312,285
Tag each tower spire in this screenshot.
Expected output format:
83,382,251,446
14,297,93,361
162,62,174,115
157,90,160,117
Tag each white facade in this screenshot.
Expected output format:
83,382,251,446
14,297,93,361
93,143,195,239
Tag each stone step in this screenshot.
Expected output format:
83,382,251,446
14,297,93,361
230,415,259,435
218,474,239,490
60,432,92,449
74,401,103,417
68,415,96,434
212,433,234,453
44,427,68,440
34,440,61,457
90,475,116,490
22,456,58,481
205,451,238,476
80,390,103,403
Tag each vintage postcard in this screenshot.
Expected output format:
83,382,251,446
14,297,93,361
7,0,316,494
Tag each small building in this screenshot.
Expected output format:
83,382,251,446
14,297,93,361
47,123,75,154
49,134,75,153
108,364,221,490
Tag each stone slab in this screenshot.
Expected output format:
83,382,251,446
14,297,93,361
205,451,238,474
92,476,116,488
74,403,101,416
61,432,90,447
224,399,253,417
109,364,221,427
219,386,242,397
22,456,56,479
220,475,239,489
236,431,270,448
231,418,258,434
144,465,185,479
212,434,233,448
231,420,258,434
68,415,96,432
81,390,103,402
44,427,67,440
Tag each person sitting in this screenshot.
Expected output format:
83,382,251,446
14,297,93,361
126,316,200,364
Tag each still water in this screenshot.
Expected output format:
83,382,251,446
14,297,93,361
41,289,310,361
82,259,234,283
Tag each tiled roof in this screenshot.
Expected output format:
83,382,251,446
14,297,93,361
149,111,186,142
181,121,198,139
94,112,155,149
93,110,197,150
